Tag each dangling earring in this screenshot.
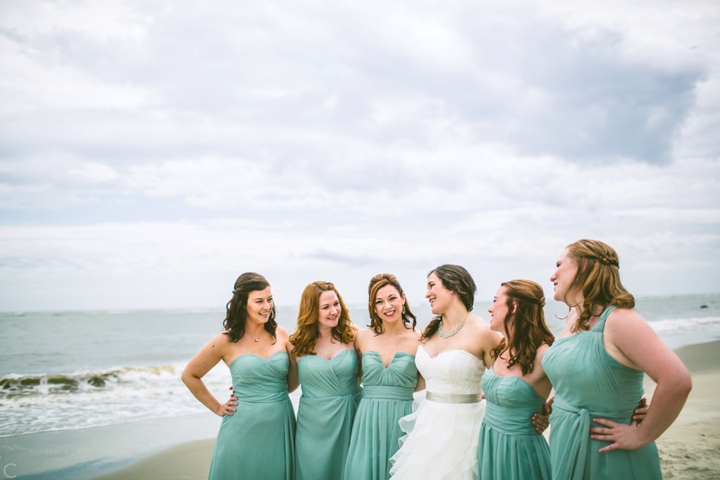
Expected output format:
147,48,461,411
402,305,406,314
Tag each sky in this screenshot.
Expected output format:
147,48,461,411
1,0,719,311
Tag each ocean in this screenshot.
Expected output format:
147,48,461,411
1,294,718,438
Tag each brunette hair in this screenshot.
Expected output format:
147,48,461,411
421,264,477,342
565,239,635,332
223,272,277,343
289,281,356,357
489,280,554,375
367,273,416,334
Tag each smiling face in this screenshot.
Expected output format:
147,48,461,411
551,248,580,304
425,272,455,315
317,290,341,330
488,286,514,336
373,284,406,324
245,286,274,325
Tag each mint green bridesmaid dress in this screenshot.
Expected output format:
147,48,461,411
541,306,662,480
208,351,295,480
296,349,362,480
343,351,418,480
477,367,551,480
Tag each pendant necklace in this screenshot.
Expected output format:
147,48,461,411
438,314,469,339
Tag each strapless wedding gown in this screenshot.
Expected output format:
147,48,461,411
389,345,486,480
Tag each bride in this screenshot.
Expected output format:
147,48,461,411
389,265,502,479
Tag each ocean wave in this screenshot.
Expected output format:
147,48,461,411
0,365,181,399
0,362,236,437
649,316,720,334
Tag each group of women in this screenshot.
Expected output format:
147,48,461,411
182,239,692,480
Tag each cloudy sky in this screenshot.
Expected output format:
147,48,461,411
1,0,718,311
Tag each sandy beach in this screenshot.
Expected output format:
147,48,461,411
94,340,720,480
1,340,717,479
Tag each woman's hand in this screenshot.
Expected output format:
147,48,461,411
531,396,553,434
591,418,647,452
215,387,238,417
631,397,649,425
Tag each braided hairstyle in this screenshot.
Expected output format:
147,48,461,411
421,264,476,342
564,239,634,332
490,280,554,375
223,272,278,343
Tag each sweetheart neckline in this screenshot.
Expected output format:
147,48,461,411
418,344,485,366
364,350,414,369
298,348,355,362
228,350,287,368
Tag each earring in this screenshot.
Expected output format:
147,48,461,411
402,305,406,314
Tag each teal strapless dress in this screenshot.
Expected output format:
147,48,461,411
296,349,362,480
478,367,551,480
208,351,295,480
541,306,662,480
343,351,418,480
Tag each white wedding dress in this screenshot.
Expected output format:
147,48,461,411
389,344,486,480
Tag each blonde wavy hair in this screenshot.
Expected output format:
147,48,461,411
565,239,635,332
289,281,356,357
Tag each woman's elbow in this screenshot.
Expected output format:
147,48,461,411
181,367,197,387
677,370,693,397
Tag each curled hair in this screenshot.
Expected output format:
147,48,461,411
289,281,356,357
565,239,635,332
490,280,555,375
421,265,477,342
367,274,416,335
223,272,277,343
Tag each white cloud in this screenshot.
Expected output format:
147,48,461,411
0,0,718,310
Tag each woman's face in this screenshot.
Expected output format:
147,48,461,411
374,284,406,324
551,248,579,304
246,286,274,324
425,272,454,315
317,290,341,330
488,286,513,336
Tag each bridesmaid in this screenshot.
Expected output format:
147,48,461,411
542,239,692,479
343,273,422,480
478,280,554,480
182,272,297,480
289,281,362,480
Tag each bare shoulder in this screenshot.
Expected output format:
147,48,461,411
211,331,233,347
275,325,290,343
466,313,490,329
354,328,373,349
467,315,500,342
535,343,551,363
405,327,422,341
605,308,651,336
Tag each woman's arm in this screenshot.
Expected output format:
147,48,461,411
286,341,300,392
590,309,692,451
480,327,503,367
182,333,238,417
414,373,426,392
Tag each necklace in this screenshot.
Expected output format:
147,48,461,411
438,314,469,339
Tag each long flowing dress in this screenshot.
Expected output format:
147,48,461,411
477,367,551,480
541,306,662,480
389,345,486,480
343,351,418,480
296,349,362,480
208,351,296,480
